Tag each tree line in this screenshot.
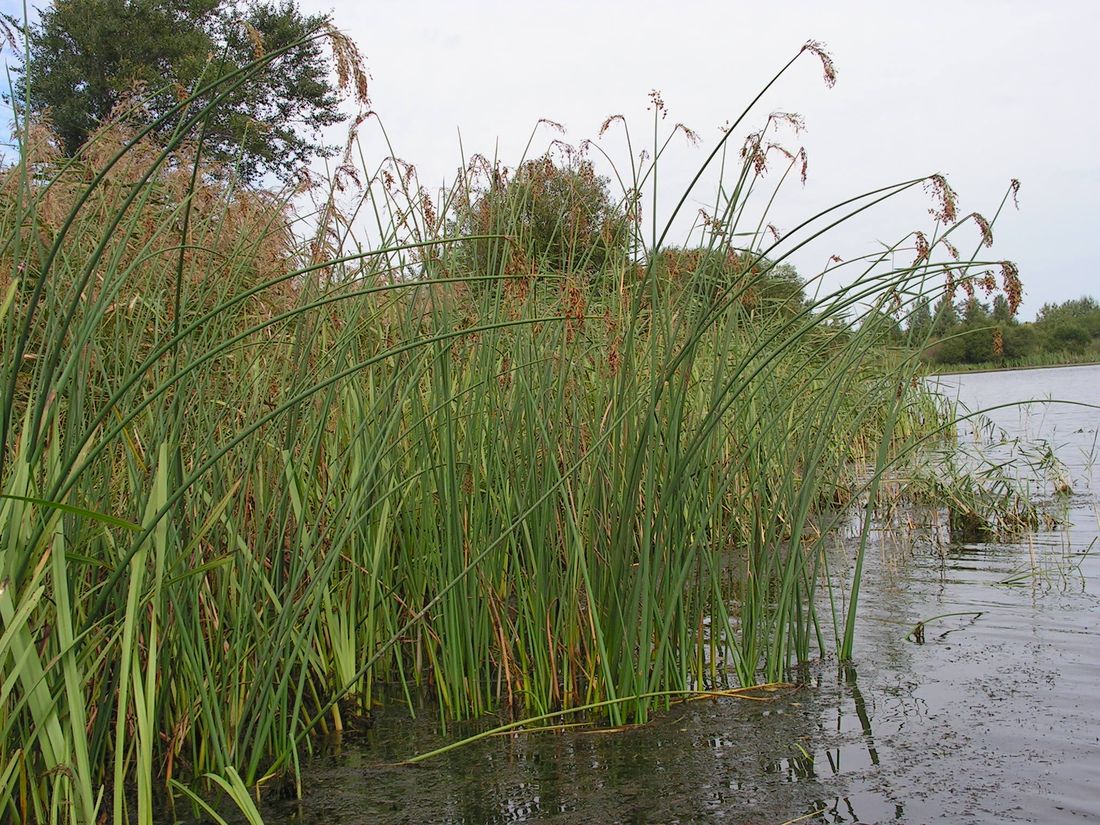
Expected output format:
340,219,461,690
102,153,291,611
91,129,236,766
904,294,1100,368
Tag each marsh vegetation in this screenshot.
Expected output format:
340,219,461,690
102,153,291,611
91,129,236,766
0,27,1043,824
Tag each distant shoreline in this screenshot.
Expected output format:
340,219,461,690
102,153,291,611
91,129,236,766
932,360,1100,377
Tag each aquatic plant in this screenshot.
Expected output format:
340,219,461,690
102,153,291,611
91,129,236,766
0,32,1025,823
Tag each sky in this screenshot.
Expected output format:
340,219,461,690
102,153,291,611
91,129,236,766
3,0,1097,318
291,0,1099,319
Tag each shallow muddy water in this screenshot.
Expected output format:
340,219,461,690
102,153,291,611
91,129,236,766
224,366,1100,824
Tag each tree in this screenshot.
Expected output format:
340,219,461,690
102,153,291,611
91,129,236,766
931,295,957,337
452,152,630,284
14,0,365,183
751,259,808,313
1046,320,1091,353
906,295,932,340
1001,321,1037,359
1037,296,1100,323
1036,296,1100,340
651,247,807,317
991,294,1013,323
960,296,990,325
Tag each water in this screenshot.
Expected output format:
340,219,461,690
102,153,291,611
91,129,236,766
256,366,1100,824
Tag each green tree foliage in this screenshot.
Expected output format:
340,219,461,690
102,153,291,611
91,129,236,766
452,152,630,283
906,295,932,341
1047,319,1092,352
654,247,808,318
1037,296,1100,324
922,293,1100,367
753,259,808,313
14,0,361,182
931,295,957,337
1000,321,1036,359
923,296,994,365
960,296,989,325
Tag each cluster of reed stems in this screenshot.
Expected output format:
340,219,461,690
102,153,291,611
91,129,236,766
0,35,1023,823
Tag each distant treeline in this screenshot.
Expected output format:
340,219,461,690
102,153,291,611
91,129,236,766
903,295,1100,369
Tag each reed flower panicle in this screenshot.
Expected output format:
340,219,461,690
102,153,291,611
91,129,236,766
802,39,838,87
925,173,959,224
970,211,994,247
1001,260,1023,314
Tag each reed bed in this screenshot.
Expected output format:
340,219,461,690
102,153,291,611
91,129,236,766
0,39,1023,823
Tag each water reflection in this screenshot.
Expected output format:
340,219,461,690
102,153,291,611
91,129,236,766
841,665,878,769
241,663,921,824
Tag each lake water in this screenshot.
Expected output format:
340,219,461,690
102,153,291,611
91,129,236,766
251,365,1100,825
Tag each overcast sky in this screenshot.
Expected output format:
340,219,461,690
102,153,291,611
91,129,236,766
4,0,1096,317
294,0,1098,318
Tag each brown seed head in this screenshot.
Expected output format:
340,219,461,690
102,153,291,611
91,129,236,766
802,40,838,88
599,114,625,137
741,132,767,176
771,111,807,134
925,174,958,224
334,162,361,192
648,89,667,118
323,23,370,106
767,141,795,162
243,21,265,59
969,212,993,247
561,278,587,343
466,153,492,177
675,123,701,145
420,189,437,230
0,16,19,53
913,231,930,264
294,167,315,195
1000,260,1022,315
607,337,622,376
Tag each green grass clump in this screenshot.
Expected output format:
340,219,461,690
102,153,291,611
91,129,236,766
0,38,1024,823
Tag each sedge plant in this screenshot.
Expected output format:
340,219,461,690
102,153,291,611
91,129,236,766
0,34,1026,823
